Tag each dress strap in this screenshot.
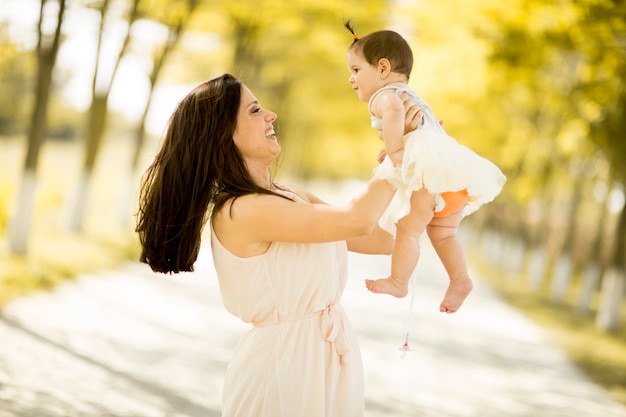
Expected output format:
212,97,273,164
367,86,396,114
367,85,411,114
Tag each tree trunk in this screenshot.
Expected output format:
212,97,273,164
578,262,601,315
503,237,526,276
526,184,555,293
550,175,583,302
9,171,37,254
596,202,626,332
550,255,573,302
578,178,612,314
69,0,139,232
123,0,197,227
528,246,548,292
68,95,107,231
9,0,66,254
596,267,624,332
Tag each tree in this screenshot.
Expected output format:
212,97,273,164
119,0,199,226
481,0,626,330
68,0,140,232
0,25,34,136
209,0,390,178
9,0,67,254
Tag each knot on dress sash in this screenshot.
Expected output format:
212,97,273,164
251,304,350,364
321,304,349,364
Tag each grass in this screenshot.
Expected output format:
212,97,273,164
0,229,140,306
469,247,626,407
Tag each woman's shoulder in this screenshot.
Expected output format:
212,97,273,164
213,189,303,223
274,184,316,203
211,192,290,257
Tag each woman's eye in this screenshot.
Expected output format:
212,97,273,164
252,108,261,114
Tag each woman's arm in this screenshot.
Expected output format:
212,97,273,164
212,178,395,257
347,226,393,254
212,97,424,257
288,184,394,255
346,93,422,254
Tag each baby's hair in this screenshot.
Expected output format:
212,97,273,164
344,19,359,45
343,20,413,80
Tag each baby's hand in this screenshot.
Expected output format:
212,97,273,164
376,147,386,164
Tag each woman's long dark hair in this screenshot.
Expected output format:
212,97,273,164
136,73,286,274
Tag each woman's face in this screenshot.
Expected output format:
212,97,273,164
232,85,279,166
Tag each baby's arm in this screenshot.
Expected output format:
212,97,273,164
373,92,406,166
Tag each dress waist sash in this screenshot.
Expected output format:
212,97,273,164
252,304,349,363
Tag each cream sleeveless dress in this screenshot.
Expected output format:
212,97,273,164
210,191,364,417
371,85,506,234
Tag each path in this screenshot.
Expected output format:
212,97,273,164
1,242,625,417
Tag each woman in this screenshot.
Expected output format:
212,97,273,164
136,73,422,416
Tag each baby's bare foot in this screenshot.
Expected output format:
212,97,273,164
439,277,473,313
365,277,409,298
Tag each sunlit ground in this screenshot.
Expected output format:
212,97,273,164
1,238,626,416
469,250,626,406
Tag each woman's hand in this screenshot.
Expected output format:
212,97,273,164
400,92,424,134
376,93,423,164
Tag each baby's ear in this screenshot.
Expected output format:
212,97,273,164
378,58,392,76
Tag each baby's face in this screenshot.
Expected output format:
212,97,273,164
346,50,383,102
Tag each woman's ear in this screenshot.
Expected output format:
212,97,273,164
378,58,392,78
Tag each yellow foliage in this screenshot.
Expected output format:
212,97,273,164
556,119,588,156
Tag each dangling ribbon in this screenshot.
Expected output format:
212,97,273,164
399,269,419,358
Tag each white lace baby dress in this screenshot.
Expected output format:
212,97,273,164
371,85,506,234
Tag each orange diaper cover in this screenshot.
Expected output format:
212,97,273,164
433,189,471,218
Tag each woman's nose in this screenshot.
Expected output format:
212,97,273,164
266,110,277,121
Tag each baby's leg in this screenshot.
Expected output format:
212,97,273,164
427,210,473,313
366,188,435,297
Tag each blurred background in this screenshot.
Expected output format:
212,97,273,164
0,0,625,407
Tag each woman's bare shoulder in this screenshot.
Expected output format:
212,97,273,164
278,183,328,205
